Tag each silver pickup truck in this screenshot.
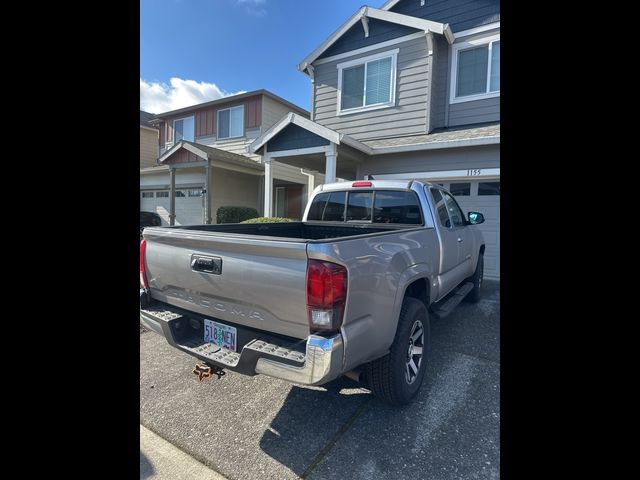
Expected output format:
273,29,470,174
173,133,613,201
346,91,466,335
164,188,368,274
140,180,486,405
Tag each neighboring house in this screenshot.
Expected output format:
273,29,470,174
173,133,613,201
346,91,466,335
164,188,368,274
140,111,159,169
140,90,319,225
249,0,500,278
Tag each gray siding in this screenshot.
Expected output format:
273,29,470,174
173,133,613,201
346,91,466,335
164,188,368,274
262,95,306,130
313,35,430,141
449,97,500,127
267,124,329,152
318,18,419,60
389,0,500,33
357,144,500,179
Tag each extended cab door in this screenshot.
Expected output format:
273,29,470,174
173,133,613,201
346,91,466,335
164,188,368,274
441,190,475,278
429,187,476,297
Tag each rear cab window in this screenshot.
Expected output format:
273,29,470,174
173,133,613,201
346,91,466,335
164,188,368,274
307,190,423,225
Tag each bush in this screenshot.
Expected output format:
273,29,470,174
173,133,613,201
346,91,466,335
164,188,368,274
216,206,260,224
241,217,294,224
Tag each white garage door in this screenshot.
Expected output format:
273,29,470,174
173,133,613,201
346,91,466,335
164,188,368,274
140,188,204,226
439,180,500,279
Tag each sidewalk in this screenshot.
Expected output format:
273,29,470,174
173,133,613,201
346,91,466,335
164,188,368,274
140,424,226,479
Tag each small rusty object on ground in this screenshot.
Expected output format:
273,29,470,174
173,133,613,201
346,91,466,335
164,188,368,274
192,363,213,382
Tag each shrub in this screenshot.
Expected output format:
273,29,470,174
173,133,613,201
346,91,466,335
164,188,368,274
216,206,260,224
241,217,294,224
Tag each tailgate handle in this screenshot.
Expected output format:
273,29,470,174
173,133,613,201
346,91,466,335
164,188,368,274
190,255,222,275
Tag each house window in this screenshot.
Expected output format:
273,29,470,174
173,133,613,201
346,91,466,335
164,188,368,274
451,35,500,103
141,192,154,198
337,49,398,114
173,116,195,142
217,105,244,139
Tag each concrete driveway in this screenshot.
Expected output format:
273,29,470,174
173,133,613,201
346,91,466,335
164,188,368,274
140,280,500,480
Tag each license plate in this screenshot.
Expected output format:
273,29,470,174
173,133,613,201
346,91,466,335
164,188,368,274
204,319,237,352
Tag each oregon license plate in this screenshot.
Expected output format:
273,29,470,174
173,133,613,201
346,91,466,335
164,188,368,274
204,319,237,352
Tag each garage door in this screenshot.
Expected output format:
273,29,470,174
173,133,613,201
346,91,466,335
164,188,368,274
439,180,500,279
140,189,204,226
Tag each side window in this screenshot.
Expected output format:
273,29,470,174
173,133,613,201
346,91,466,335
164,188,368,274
346,192,373,221
373,191,422,224
430,188,451,228
442,192,466,227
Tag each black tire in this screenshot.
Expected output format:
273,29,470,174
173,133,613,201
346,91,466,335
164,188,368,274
465,253,484,303
363,297,430,406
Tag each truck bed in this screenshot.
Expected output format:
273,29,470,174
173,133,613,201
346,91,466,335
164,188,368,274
162,221,418,242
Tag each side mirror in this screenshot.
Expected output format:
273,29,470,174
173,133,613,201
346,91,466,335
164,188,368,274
468,211,485,225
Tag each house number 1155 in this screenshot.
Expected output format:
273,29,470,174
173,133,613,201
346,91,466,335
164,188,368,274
467,169,482,176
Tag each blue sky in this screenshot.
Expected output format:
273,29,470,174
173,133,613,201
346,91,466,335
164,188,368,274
140,0,382,114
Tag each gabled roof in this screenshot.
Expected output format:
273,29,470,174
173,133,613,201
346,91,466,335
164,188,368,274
248,113,373,156
148,89,309,122
297,6,453,74
159,140,263,171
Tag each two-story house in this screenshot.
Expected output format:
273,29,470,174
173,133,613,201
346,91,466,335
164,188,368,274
140,111,159,169
140,90,321,225
249,0,500,278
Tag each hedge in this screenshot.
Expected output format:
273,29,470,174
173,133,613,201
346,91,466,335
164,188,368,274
216,206,260,224
241,217,294,224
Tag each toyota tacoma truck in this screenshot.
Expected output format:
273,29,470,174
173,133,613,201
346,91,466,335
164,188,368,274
140,180,486,405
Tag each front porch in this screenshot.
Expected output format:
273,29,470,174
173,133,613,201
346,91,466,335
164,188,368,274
249,113,372,216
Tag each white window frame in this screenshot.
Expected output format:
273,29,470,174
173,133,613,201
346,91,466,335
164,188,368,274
217,105,245,140
450,33,500,104
336,49,399,116
172,115,195,142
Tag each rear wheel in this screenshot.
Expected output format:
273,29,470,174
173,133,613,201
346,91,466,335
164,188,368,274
364,297,430,405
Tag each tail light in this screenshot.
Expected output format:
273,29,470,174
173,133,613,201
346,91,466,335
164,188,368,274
306,260,347,332
352,181,372,187
140,239,149,289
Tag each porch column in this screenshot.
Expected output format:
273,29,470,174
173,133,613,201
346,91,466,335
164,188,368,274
169,167,176,226
263,156,273,217
204,163,211,224
325,144,337,184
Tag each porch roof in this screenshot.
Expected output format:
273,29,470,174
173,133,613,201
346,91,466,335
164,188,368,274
248,113,373,156
158,140,264,173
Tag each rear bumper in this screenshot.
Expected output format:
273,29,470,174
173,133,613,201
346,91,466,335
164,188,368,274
140,296,344,386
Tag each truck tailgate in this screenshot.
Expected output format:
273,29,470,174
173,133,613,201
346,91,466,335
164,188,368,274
144,229,310,339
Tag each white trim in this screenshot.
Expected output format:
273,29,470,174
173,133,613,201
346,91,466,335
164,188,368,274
454,22,500,40
267,146,330,158
450,33,500,104
313,32,424,66
374,168,500,181
380,0,402,10
336,49,399,116
172,115,195,143
297,7,446,72
372,136,500,154
342,135,374,155
216,105,245,140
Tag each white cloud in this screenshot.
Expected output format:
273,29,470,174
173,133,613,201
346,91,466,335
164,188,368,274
140,77,245,114
235,0,267,16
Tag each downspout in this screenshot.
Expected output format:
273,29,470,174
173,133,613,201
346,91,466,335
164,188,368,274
308,65,315,121
425,31,435,134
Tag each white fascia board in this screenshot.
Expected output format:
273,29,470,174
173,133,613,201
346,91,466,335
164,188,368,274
372,136,500,155
292,115,342,144
157,141,183,164
297,7,367,73
454,22,500,40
